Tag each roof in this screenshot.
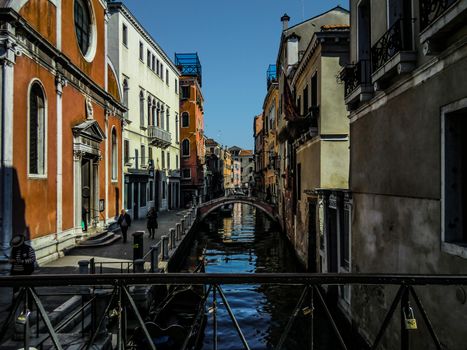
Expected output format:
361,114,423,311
239,150,253,156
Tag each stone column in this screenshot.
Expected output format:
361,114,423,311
73,150,83,230
93,157,100,227
55,75,66,236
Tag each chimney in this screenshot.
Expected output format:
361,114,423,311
281,13,290,31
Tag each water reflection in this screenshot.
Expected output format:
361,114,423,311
184,203,318,349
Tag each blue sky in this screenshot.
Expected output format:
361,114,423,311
122,1,346,149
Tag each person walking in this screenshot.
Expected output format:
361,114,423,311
9,234,36,301
117,209,131,243
146,207,158,239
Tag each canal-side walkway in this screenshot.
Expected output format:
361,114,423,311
36,208,190,275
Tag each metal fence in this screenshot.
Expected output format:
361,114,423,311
1,273,466,349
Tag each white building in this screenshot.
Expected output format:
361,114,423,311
108,3,181,219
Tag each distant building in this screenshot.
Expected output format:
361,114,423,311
253,114,265,197
205,138,224,200
177,53,206,206
107,2,181,219
223,149,233,194
238,150,255,191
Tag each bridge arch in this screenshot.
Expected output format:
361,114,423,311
197,196,278,223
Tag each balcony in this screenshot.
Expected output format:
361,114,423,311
175,53,202,86
341,59,373,109
371,18,416,87
266,64,277,89
419,0,467,54
148,125,171,148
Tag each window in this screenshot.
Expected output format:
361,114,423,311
74,0,91,55
147,49,151,67
147,98,152,126
134,149,139,169
167,152,171,169
139,42,144,61
175,113,179,143
166,69,169,85
140,182,146,207
176,155,179,169
311,73,318,107
181,112,189,127
29,82,46,176
141,145,145,167
182,139,190,156
175,79,178,94
124,140,129,164
148,147,153,161
122,24,128,47
152,55,155,71
160,106,165,129
139,91,144,127
182,169,191,179
166,107,170,132
303,85,309,114
161,150,165,169
181,86,190,99
444,104,467,249
160,64,164,80
156,59,160,75
111,128,118,180
123,79,129,118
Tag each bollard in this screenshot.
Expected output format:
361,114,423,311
150,244,161,272
132,231,144,260
176,223,181,241
184,214,190,228
169,228,176,249
133,259,145,273
78,260,90,274
181,219,185,235
161,235,169,260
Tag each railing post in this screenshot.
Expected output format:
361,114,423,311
161,235,169,260
176,223,181,240
184,214,190,229
133,259,145,273
132,231,144,261
181,219,185,235
150,244,160,272
169,228,176,249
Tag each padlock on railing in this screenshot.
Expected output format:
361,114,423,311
404,305,418,330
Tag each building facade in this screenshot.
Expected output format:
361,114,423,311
177,53,206,206
223,148,233,194
107,3,180,219
340,0,467,347
253,114,265,197
274,7,350,270
0,0,125,266
205,138,225,200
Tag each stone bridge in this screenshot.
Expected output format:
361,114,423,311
197,195,278,222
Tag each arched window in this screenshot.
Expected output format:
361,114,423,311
156,102,160,127
74,0,92,55
29,82,46,175
147,97,152,126
181,112,189,128
182,139,190,157
160,105,165,129
139,91,145,127
166,107,170,132
111,128,118,180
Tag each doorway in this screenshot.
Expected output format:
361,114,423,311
133,182,139,219
81,158,92,230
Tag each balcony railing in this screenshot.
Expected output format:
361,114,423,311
343,59,371,97
420,0,457,31
148,125,171,148
1,273,466,350
371,18,413,72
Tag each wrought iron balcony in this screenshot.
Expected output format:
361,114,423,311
175,53,202,86
147,125,171,148
342,59,372,97
371,18,414,73
420,0,457,31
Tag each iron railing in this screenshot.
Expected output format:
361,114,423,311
147,125,171,148
371,18,414,72
1,273,466,350
267,64,277,88
420,0,457,31
343,59,372,97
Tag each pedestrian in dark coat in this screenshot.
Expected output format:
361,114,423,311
147,207,158,239
10,234,36,297
117,209,132,243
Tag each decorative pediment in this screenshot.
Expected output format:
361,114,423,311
72,120,106,143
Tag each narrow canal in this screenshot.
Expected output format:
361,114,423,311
182,203,338,350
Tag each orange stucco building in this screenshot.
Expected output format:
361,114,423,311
0,0,125,265
176,53,206,206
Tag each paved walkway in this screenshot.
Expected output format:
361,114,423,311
36,208,190,274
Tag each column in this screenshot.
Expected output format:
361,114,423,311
93,157,100,226
73,150,83,230
0,33,17,264
55,75,66,235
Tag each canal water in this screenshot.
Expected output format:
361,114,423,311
182,203,338,350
